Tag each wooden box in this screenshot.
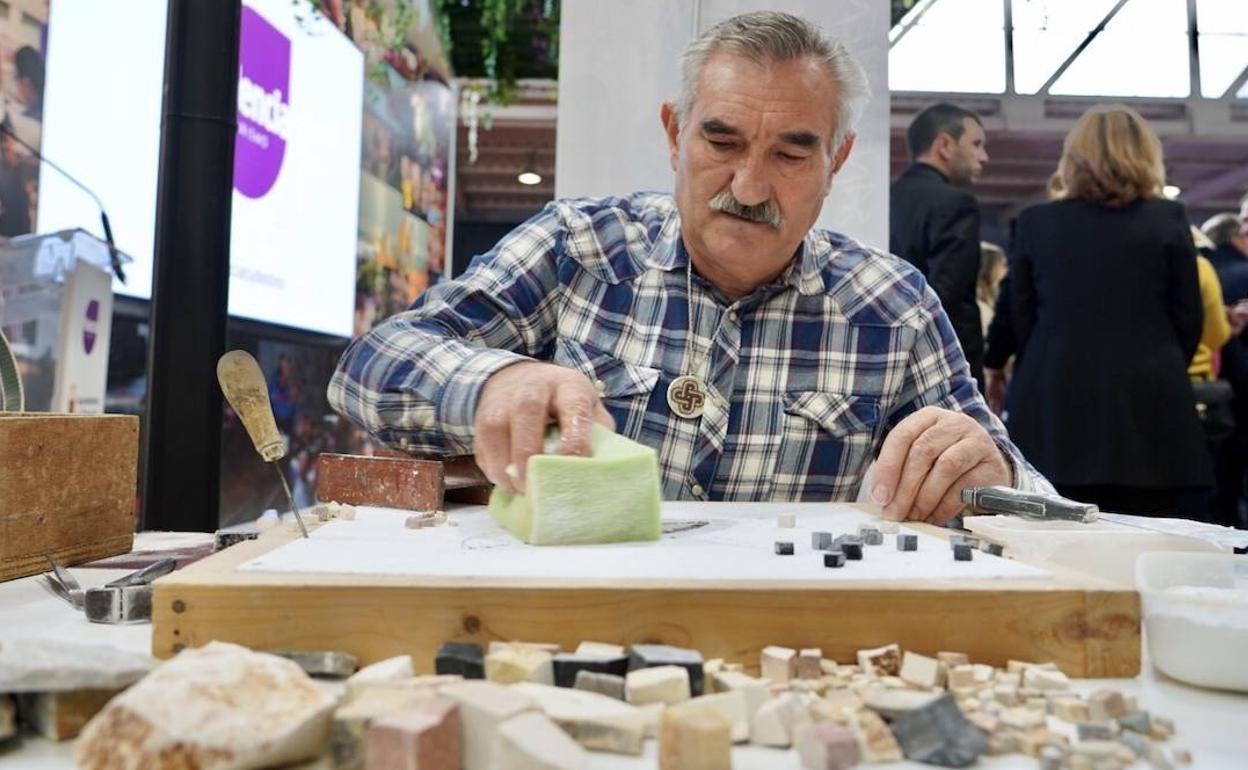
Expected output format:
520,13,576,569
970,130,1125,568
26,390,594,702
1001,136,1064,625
151,511,1141,678
0,413,139,582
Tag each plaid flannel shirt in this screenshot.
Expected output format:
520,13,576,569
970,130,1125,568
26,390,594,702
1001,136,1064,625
329,193,1051,502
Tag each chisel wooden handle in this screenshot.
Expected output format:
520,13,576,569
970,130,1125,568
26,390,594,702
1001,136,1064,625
217,350,285,462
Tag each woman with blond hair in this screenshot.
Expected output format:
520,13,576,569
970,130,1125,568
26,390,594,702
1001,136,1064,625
1007,105,1210,517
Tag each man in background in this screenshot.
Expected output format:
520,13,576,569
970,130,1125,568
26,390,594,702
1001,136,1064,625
890,103,990,387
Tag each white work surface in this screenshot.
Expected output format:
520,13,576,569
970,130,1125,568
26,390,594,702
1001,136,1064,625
2,535,1247,769
239,502,1049,583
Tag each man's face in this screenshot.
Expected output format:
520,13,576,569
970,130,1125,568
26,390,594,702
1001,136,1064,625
946,117,988,185
662,52,853,290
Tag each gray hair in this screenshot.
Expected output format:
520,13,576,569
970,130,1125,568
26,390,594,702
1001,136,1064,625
676,11,870,152
1203,212,1244,248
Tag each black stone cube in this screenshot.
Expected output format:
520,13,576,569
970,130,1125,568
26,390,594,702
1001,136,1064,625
775,541,795,555
897,534,918,551
823,550,846,568
952,544,974,561
434,641,484,679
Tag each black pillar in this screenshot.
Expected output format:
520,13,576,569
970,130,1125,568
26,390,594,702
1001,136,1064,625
142,0,241,532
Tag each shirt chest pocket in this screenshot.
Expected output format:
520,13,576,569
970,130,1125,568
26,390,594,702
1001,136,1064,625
770,391,881,500
552,338,661,437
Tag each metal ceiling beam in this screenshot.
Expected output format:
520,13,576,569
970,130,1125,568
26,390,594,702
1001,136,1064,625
1039,0,1132,95
888,0,939,49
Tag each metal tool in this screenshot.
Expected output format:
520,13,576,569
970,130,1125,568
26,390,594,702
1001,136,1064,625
43,556,177,624
217,350,309,538
43,555,84,608
961,485,1099,524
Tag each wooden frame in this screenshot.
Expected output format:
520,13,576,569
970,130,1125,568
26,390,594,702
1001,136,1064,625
152,519,1140,678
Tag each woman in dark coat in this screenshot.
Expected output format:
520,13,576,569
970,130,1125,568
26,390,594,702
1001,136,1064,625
1006,104,1211,516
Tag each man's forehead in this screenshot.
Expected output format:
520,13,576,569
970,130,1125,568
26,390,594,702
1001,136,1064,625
690,53,838,137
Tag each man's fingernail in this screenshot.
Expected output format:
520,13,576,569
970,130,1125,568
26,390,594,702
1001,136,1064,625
871,485,890,505
504,463,520,481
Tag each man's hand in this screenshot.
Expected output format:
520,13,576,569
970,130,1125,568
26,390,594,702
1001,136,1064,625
869,406,1012,525
983,368,1008,416
474,362,614,493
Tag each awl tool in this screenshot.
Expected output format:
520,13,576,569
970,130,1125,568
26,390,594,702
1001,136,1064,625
43,556,177,624
961,485,1099,524
217,350,309,538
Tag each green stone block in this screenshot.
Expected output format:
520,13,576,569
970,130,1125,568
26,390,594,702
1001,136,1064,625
488,425,662,546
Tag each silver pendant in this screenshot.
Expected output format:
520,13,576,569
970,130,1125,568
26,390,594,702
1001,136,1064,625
667,375,706,419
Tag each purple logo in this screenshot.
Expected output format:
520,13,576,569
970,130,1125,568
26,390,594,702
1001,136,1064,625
83,299,99,354
234,6,291,199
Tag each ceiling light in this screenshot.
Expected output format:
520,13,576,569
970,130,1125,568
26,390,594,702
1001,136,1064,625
1163,184,1181,199
518,154,542,186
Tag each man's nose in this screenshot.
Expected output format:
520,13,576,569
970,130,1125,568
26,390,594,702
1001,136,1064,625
730,152,772,207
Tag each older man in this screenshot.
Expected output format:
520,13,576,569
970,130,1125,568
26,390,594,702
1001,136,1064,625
330,11,1049,524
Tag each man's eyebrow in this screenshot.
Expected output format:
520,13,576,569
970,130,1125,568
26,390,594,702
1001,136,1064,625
778,131,820,149
700,119,740,137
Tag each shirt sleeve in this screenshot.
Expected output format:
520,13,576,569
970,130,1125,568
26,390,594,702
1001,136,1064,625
886,280,1055,494
328,204,566,455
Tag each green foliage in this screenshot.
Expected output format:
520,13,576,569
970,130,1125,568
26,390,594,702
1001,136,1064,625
435,0,560,105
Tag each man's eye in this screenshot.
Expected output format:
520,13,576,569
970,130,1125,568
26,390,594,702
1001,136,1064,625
779,153,806,162
708,140,734,150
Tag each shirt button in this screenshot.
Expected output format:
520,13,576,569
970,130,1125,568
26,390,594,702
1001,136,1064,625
691,483,705,497
594,379,606,396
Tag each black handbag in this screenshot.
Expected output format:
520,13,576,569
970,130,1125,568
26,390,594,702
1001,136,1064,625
1192,379,1235,441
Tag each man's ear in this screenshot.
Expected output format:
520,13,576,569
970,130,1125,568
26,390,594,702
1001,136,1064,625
660,101,681,172
933,132,955,162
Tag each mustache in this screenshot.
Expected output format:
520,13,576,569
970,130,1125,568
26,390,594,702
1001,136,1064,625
708,191,783,229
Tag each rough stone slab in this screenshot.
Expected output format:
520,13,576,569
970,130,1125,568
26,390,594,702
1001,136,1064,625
0,639,154,693
364,696,460,770
435,642,485,680
626,647,704,689
18,689,122,741
890,693,989,767
512,682,645,755
494,711,589,770
272,650,358,678
552,653,629,688
439,681,537,770
74,641,336,770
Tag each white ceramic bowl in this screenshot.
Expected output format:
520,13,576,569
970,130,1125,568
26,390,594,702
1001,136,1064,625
1135,551,1248,692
